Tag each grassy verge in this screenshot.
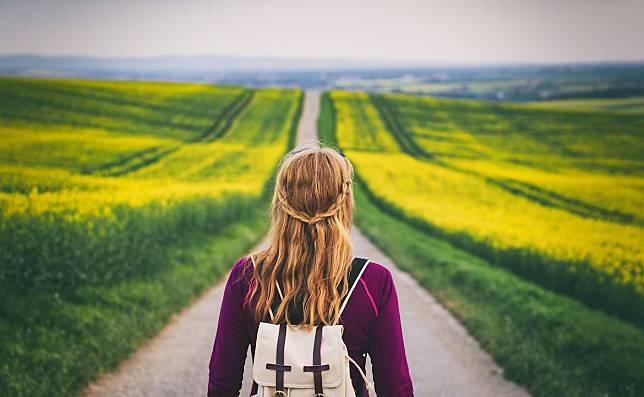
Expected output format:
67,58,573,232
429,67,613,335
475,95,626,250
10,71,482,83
0,204,271,397
318,90,644,397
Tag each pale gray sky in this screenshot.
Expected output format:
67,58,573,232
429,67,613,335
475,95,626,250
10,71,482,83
1,0,643,63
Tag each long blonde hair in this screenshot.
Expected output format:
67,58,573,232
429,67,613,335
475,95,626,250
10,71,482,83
245,144,355,328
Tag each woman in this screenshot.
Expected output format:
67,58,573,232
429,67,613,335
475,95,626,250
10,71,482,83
207,145,414,396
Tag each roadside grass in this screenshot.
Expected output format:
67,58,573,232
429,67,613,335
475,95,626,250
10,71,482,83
0,203,271,397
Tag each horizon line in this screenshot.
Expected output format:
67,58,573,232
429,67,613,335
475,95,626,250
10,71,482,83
2,52,644,68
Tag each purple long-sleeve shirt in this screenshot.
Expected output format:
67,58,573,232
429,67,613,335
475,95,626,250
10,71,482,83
207,256,414,397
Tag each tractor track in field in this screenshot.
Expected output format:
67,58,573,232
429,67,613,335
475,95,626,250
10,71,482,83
192,90,254,142
90,90,253,177
369,93,433,160
81,90,530,397
369,93,636,227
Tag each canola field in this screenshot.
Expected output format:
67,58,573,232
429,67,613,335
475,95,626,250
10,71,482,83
0,77,301,293
0,77,301,396
329,90,644,324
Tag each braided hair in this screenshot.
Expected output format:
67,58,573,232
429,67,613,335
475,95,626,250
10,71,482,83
245,143,355,327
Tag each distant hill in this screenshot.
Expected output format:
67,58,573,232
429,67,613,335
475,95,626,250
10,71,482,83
2,54,643,99
0,53,412,74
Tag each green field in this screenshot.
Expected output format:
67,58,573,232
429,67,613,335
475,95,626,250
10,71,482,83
526,96,644,114
319,90,644,396
0,77,301,396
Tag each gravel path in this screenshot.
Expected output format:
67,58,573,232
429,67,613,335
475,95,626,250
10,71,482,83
295,89,321,147
81,90,530,397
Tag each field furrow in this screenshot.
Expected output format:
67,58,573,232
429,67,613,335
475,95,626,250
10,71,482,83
369,93,433,159
193,89,255,142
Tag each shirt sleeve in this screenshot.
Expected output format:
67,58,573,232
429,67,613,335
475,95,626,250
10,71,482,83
367,268,414,396
207,259,250,397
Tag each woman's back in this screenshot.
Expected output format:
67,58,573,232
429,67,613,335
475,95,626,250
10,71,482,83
207,255,414,396
207,145,413,396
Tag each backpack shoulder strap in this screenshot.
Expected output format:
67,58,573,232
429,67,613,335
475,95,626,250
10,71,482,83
337,257,370,319
255,256,371,322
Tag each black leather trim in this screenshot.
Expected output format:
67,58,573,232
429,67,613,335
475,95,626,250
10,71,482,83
303,364,330,372
312,324,324,393
275,322,287,390
266,362,292,371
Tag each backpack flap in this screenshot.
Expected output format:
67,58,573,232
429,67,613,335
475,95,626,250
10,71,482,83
253,322,346,388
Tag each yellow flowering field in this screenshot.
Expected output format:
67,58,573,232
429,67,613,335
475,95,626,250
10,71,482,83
330,90,644,324
0,77,301,292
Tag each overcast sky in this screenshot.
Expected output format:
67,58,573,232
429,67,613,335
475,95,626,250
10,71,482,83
1,0,643,64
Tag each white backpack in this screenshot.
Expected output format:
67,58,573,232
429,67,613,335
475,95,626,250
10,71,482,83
250,256,376,397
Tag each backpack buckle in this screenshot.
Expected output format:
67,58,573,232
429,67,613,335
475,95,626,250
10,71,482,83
314,394,325,397
272,392,287,397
